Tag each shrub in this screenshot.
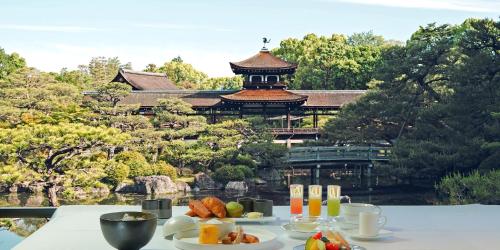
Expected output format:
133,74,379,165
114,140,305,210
105,162,130,185
114,151,153,177
152,161,178,180
235,165,254,178
436,170,500,205
212,165,253,185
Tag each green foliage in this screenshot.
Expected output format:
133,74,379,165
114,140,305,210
273,33,392,90
199,76,243,90
85,56,130,84
95,82,132,107
323,18,500,181
212,165,253,185
0,47,26,80
436,170,500,205
156,57,208,89
152,161,178,180
105,162,130,185
114,151,153,177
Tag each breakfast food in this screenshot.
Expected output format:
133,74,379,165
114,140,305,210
121,213,146,221
305,231,350,250
199,224,219,244
198,224,260,245
186,196,269,219
201,197,227,218
246,212,263,219
189,199,212,218
226,202,244,218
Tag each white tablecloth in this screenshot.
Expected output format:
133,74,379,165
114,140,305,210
13,204,500,250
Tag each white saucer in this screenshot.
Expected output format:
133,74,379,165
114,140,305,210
344,229,393,241
280,223,316,240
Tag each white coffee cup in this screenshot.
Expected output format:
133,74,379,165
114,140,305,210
359,211,386,237
341,203,382,224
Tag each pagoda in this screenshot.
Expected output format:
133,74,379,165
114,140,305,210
221,46,307,128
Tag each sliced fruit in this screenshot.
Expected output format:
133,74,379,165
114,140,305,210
312,232,322,240
198,224,219,244
316,240,326,250
305,237,316,250
326,242,340,250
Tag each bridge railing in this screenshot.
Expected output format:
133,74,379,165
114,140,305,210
287,146,391,162
268,128,320,135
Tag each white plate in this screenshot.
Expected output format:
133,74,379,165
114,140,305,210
280,223,315,240
343,229,393,241
196,216,278,223
173,228,279,250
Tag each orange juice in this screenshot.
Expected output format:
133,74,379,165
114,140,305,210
308,198,322,217
308,185,322,217
290,197,303,215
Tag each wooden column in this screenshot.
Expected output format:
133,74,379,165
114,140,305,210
286,109,291,129
313,110,318,128
238,106,243,119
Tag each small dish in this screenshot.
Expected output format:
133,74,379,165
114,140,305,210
280,223,316,240
343,229,393,241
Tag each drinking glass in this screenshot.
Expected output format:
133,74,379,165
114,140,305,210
327,185,341,219
308,185,322,217
290,184,303,216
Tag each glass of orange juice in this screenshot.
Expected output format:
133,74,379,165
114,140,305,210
308,185,322,217
290,184,303,216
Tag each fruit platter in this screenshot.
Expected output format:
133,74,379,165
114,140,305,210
185,196,278,223
304,231,351,250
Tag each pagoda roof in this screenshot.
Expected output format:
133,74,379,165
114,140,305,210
111,69,178,90
230,49,297,74
220,89,307,104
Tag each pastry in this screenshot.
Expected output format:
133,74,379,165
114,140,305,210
201,196,227,218
189,200,212,218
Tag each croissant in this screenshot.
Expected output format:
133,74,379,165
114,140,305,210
201,196,227,218
188,199,212,218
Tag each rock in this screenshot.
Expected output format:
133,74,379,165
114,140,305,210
8,185,18,193
25,194,44,206
225,181,248,192
194,172,222,190
0,184,7,193
175,181,191,193
254,178,267,185
116,176,178,194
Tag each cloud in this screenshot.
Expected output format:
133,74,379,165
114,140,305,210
134,23,233,32
0,24,103,32
327,0,500,13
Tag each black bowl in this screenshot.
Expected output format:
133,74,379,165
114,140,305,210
100,211,157,250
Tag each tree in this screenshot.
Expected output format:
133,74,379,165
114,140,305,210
0,123,130,205
85,57,130,84
273,33,389,90
0,47,26,80
156,57,208,89
323,18,500,180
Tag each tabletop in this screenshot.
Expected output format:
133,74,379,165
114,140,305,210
12,204,500,250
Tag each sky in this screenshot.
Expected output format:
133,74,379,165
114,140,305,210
0,0,498,77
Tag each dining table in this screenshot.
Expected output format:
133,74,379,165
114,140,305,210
12,204,500,250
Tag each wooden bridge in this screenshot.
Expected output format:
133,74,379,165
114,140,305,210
286,146,391,165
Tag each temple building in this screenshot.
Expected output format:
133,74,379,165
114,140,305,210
89,46,366,140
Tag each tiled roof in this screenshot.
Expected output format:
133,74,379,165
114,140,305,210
111,69,178,90
292,90,366,107
84,90,366,109
116,90,232,107
221,89,307,103
230,50,297,74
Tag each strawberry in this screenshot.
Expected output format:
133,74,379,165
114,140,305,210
326,242,339,250
312,232,322,240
